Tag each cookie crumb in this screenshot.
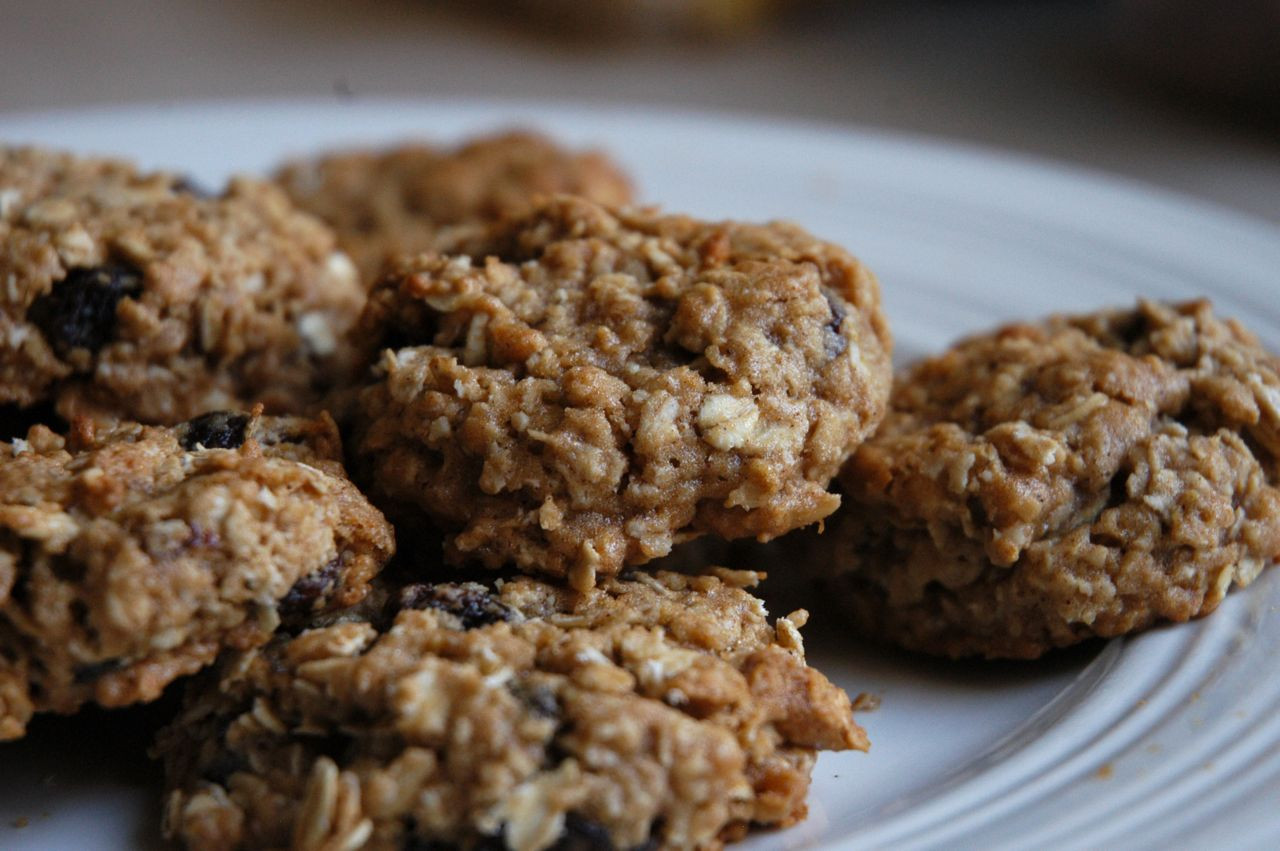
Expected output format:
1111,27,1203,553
851,692,882,712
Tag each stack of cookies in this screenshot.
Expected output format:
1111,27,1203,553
2,128,1277,850
0,133,885,850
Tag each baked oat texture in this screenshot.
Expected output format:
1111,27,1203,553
155,569,866,851
0,410,394,740
0,146,365,424
351,196,892,587
823,299,1280,659
274,131,634,283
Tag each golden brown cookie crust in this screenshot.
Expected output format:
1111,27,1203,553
0,146,364,423
0,411,394,740
351,196,892,587
274,131,634,283
823,299,1280,659
155,569,866,851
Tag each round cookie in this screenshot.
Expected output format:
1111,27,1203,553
350,196,892,588
274,131,634,283
0,410,395,740
155,568,866,851
822,299,1280,659
0,146,364,424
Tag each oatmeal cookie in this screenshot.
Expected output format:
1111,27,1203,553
0,410,394,740
0,146,364,423
275,131,633,283
821,299,1280,659
155,569,866,851
350,196,892,587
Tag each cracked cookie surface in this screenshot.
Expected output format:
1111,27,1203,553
351,196,892,587
0,411,394,740
155,569,866,851
275,131,634,283
819,299,1280,659
0,146,364,423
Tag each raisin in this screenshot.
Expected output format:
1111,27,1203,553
29,264,142,358
657,339,699,369
1113,310,1151,349
549,814,616,851
311,731,357,764
379,306,440,354
171,175,217,199
180,411,251,451
395,583,514,630
49,555,87,583
200,749,249,785
967,496,989,528
186,523,222,549
279,558,341,617
823,289,848,359
73,658,124,684
1104,468,1131,510
510,679,559,719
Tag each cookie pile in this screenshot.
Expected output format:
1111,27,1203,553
2,130,1277,848
0,133,892,850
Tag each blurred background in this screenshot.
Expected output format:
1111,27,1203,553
0,0,1276,223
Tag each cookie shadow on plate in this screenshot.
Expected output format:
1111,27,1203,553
0,691,175,850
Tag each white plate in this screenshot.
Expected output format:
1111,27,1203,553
1,99,1278,851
